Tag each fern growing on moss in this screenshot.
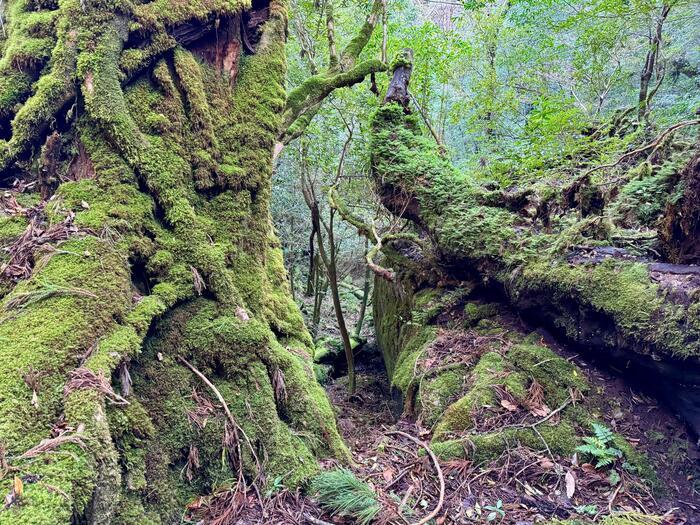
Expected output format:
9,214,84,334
309,468,381,525
576,423,623,468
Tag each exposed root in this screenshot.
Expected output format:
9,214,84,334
15,424,85,461
385,430,445,525
304,513,335,525
177,357,262,484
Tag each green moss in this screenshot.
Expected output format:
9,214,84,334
0,215,28,245
507,343,588,405
432,420,579,464
463,302,499,327
432,352,506,439
370,101,700,359
418,368,465,426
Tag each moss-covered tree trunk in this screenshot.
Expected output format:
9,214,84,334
0,1,347,523
369,55,700,436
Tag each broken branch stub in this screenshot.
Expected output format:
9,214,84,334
384,49,413,109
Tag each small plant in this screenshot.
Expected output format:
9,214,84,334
309,468,381,525
576,503,598,516
484,499,505,521
263,475,286,498
576,423,623,469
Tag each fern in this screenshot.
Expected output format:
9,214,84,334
592,422,614,442
576,423,623,469
310,468,381,525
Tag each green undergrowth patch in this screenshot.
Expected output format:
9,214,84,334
548,511,665,524
309,468,381,525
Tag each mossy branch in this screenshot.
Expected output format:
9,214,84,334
329,185,425,282
278,0,386,147
279,59,387,146
580,118,700,181
338,0,383,68
328,185,377,243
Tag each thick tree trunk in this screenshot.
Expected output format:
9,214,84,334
0,1,347,522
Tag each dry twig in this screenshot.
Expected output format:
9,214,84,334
386,430,445,525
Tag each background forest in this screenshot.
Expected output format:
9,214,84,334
273,0,700,341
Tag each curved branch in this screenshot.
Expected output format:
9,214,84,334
277,0,386,147
330,185,425,282
279,59,387,146
385,430,445,525
328,186,377,243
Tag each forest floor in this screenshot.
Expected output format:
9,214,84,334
301,333,700,525
239,288,700,524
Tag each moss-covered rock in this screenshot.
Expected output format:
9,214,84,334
373,279,652,482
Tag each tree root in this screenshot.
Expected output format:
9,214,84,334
177,356,263,486
385,430,445,525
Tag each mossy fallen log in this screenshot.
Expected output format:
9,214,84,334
369,55,700,435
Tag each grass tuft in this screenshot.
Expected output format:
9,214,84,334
309,468,381,525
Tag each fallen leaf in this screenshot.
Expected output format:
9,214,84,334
382,466,395,482
500,399,518,412
565,471,576,499
539,459,555,470
530,405,551,417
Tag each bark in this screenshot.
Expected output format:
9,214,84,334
370,50,700,435
0,1,347,522
638,3,671,123
354,238,371,338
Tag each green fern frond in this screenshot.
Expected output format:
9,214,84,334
576,423,625,469
592,422,614,443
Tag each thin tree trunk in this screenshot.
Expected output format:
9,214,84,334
318,212,356,393
638,3,671,123
355,238,372,339
311,256,326,337
306,231,316,296
300,128,356,392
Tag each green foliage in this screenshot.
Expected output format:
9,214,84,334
310,468,381,525
576,423,623,469
484,499,506,521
